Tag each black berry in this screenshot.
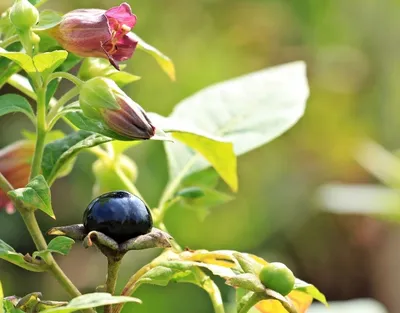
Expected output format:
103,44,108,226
83,191,153,243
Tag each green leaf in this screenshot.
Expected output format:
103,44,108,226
33,237,75,260
33,10,62,31
0,52,36,74
40,293,141,313
149,113,237,191
0,280,3,313
45,78,60,107
176,187,205,199
226,273,265,292
65,110,171,142
165,61,309,184
108,71,141,87
42,130,112,184
0,239,47,272
182,168,220,189
7,175,54,218
32,51,68,81
0,50,68,81
294,279,327,306
0,94,35,123
133,33,175,81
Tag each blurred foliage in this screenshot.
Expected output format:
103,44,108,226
1,0,399,312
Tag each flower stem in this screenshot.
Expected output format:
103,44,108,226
46,72,83,88
0,172,13,193
237,293,264,313
0,35,19,48
29,87,47,180
105,257,123,313
46,87,79,126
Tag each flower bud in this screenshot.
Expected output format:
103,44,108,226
79,77,155,140
48,3,137,69
9,0,39,30
0,141,34,213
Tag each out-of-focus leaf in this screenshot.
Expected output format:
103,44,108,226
0,94,35,123
42,130,112,184
317,183,400,220
39,293,141,313
133,33,175,81
165,62,308,186
33,10,62,31
7,175,54,218
0,280,3,313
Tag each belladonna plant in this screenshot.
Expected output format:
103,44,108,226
0,1,327,313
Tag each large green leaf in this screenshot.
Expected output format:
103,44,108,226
0,94,35,123
149,113,237,191
42,130,112,185
40,293,141,313
7,175,54,218
294,279,327,306
0,239,47,272
165,61,309,181
0,50,68,81
32,51,68,81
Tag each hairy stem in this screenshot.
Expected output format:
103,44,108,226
0,35,19,48
29,87,47,180
237,293,263,313
104,257,123,313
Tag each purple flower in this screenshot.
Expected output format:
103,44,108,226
49,3,137,69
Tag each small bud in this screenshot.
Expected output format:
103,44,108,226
9,0,39,30
79,77,155,140
48,3,137,69
0,141,34,213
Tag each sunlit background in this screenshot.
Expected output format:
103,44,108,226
1,0,400,312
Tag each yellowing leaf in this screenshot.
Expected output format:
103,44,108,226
255,290,313,313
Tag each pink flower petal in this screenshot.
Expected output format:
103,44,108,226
105,3,136,29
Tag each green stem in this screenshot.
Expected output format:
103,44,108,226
105,257,123,313
47,87,79,125
0,35,19,48
8,73,37,100
46,72,83,87
237,293,263,313
113,264,151,313
29,87,47,180
0,172,13,193
156,156,198,218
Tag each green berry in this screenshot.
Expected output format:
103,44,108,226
259,262,295,296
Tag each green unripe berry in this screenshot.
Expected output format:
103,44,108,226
259,262,295,296
9,0,39,30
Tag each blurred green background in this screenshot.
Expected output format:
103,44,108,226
1,0,400,312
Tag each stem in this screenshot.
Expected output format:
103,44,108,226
105,257,123,313
29,87,47,180
0,35,19,48
156,156,198,219
113,264,151,313
46,72,83,87
47,87,79,124
237,293,263,313
8,74,37,100
0,172,13,193
0,63,20,89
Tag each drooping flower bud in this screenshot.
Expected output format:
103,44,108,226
0,141,34,213
48,3,137,70
9,0,39,30
79,77,155,140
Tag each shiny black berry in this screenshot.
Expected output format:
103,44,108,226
83,191,153,243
